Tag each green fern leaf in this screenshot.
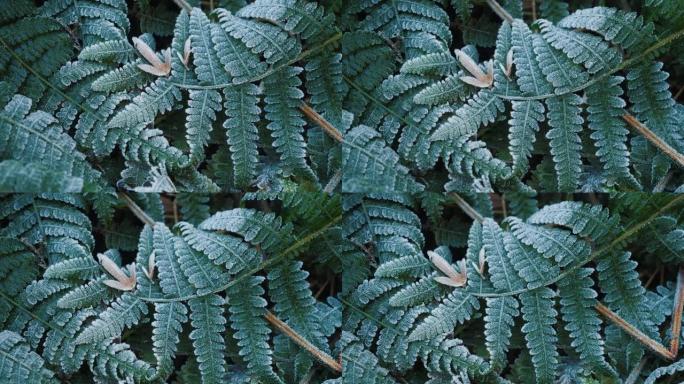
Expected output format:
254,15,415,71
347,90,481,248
189,294,228,384
0,160,83,192
511,19,552,96
585,76,640,188
223,83,260,188
76,293,148,344
263,66,316,180
484,296,519,372
503,231,557,290
507,216,590,267
557,268,615,377
482,219,524,292
342,125,424,193
408,290,480,341
152,302,187,378
508,100,544,175
190,9,230,84
227,275,283,384
175,235,228,295
545,94,583,191
538,19,621,75
108,78,183,129
0,330,57,383
186,89,221,164
520,288,559,384
154,223,194,298
216,9,301,67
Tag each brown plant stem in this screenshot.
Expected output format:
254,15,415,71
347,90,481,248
669,266,684,355
450,193,485,223
299,103,344,143
595,301,674,360
486,0,514,23
119,192,155,226
172,0,192,12
264,310,342,373
623,113,684,168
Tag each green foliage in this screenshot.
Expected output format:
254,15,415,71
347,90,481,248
3,1,684,383
0,191,343,383
0,330,57,383
341,2,684,192
341,192,684,383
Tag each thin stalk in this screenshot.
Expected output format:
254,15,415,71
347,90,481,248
623,114,684,168
625,357,647,384
119,192,155,226
171,0,192,12
264,310,342,373
299,103,344,143
486,0,514,23
450,193,485,223
669,266,684,355
595,302,674,360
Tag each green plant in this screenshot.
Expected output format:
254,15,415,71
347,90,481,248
1,0,343,194
0,190,346,383
341,192,684,383
340,1,684,193
3,1,684,383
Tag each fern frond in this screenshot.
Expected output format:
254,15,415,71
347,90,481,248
153,223,194,298
222,83,260,188
507,216,589,267
186,89,221,164
0,330,56,383
108,78,183,129
520,288,559,384
216,9,301,67
484,296,519,372
269,260,328,352
545,94,583,191
508,100,544,175
263,66,315,180
527,201,620,245
342,125,424,193
190,9,229,85
227,276,283,384
431,89,505,140
585,76,640,189
557,268,615,377
557,7,655,54
538,19,621,75
189,294,228,384
511,19,552,96
152,302,187,378
237,0,336,43
175,235,228,295
178,222,261,274
0,160,83,192
0,95,101,188
482,219,524,292
76,293,148,344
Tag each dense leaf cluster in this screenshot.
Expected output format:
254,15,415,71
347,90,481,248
2,1,684,383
